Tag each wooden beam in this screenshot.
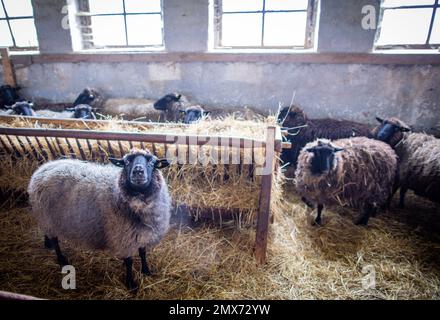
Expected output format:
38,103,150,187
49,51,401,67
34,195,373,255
4,52,440,66
254,126,276,264
0,48,17,87
0,127,265,149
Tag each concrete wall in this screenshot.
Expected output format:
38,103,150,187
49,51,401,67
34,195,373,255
2,0,440,134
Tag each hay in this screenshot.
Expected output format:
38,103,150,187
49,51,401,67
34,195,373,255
0,184,438,299
0,116,281,225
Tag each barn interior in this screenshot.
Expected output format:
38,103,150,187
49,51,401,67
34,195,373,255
0,0,439,300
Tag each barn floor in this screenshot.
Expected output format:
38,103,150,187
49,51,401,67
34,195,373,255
0,183,439,300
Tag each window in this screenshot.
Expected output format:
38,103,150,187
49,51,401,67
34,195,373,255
213,0,318,49
375,0,440,50
76,0,164,49
0,0,38,50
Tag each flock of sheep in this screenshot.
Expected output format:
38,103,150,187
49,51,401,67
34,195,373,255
1,84,439,290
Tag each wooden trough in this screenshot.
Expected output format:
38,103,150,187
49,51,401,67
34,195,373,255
0,115,288,264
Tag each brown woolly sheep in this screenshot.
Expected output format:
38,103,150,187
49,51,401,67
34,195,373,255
295,138,398,225
372,117,440,207
28,149,171,290
277,106,373,167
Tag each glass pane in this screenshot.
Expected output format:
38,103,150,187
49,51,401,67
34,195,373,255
89,0,123,14
429,11,440,44
91,15,126,46
222,0,263,12
9,18,38,47
3,0,34,17
376,8,433,45
264,12,307,46
222,13,262,46
382,0,435,7
0,2,6,18
265,0,309,11
125,0,161,13
127,14,163,45
0,20,13,46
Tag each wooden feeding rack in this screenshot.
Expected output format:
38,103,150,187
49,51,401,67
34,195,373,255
0,115,289,264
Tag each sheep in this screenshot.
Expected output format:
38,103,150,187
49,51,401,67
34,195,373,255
179,105,211,124
295,137,398,225
0,101,36,116
102,98,163,121
153,92,190,122
277,106,373,168
27,149,172,290
72,87,104,108
0,85,22,108
36,104,97,119
372,117,440,207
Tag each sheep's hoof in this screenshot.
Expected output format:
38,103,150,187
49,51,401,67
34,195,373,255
126,279,139,291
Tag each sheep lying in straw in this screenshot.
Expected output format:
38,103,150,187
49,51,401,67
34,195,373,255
277,106,372,167
102,98,164,121
0,101,36,116
372,117,440,207
295,138,398,225
28,149,172,289
36,104,97,119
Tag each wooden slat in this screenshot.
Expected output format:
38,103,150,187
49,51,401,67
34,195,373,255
254,126,276,264
35,137,49,161
55,138,66,157
75,138,86,160
44,137,57,159
65,138,76,159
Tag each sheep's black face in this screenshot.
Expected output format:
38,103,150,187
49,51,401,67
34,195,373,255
110,152,170,193
180,108,208,124
306,144,343,175
67,105,95,119
12,101,34,116
374,117,410,144
153,93,182,111
277,107,305,129
73,89,95,107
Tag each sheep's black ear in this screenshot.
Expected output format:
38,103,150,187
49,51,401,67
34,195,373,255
109,158,125,167
155,158,170,169
334,147,344,152
399,126,411,132
376,116,384,124
203,111,211,115
176,94,182,100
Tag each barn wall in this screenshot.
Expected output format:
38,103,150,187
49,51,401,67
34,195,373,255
1,0,439,134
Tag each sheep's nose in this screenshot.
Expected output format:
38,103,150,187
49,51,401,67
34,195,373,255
133,165,145,175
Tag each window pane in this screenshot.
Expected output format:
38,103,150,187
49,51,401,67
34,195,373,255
91,15,126,46
264,12,307,46
3,0,34,17
126,14,163,45
9,18,38,47
222,0,263,12
376,8,433,45
0,20,13,46
265,0,309,11
222,13,262,46
0,2,6,18
125,0,161,13
382,0,435,7
429,12,440,44
89,0,123,14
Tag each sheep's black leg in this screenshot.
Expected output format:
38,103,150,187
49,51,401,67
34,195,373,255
313,204,323,225
399,187,408,209
355,203,373,226
51,237,69,266
139,247,151,276
44,235,53,249
301,196,315,209
123,257,137,290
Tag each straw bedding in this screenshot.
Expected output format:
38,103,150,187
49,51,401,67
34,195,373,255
0,183,438,299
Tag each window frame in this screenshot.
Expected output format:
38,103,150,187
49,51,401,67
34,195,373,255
76,0,164,50
213,0,318,50
374,0,440,50
0,0,38,51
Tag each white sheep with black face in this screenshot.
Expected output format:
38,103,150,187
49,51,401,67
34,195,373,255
28,149,172,290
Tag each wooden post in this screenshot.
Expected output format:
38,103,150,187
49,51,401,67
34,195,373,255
254,126,276,264
0,47,17,87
